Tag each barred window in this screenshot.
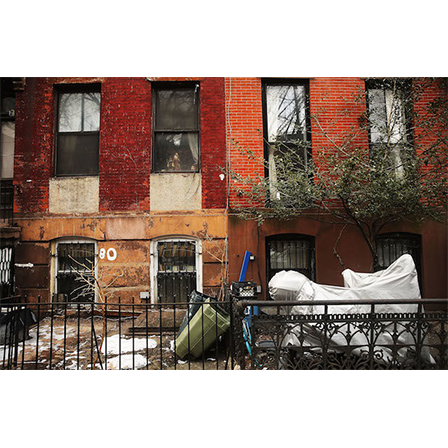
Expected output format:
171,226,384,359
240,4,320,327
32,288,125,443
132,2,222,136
152,239,201,304
267,235,315,285
375,232,422,286
55,241,96,302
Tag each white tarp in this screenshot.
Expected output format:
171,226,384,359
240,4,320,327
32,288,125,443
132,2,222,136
268,254,433,365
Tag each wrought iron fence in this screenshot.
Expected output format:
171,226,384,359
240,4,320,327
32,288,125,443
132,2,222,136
1,296,235,370
234,299,448,370
2,296,447,370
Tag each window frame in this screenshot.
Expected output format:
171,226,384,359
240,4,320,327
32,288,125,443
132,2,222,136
365,78,414,175
54,238,98,303
151,82,201,174
150,237,203,304
54,84,101,178
261,79,312,180
266,234,316,295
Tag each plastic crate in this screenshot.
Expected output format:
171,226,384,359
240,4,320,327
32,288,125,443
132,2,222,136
231,281,257,299
175,298,230,359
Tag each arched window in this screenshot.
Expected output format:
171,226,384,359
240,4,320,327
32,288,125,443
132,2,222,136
55,239,97,303
266,235,315,285
150,238,202,304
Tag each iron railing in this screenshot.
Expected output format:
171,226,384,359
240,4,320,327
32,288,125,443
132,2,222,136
234,299,448,370
1,296,235,370
2,296,447,370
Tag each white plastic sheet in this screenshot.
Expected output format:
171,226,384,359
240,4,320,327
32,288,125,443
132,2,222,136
268,254,433,365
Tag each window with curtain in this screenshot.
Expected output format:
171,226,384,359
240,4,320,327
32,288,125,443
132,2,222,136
56,89,101,176
152,84,200,173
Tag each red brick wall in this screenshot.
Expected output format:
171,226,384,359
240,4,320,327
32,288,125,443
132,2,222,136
100,78,152,211
200,77,227,209
413,78,447,177
14,77,227,214
14,77,54,213
309,77,369,160
225,77,370,208
225,78,264,207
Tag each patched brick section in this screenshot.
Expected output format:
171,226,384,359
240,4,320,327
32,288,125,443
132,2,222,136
14,77,54,213
100,78,152,211
14,77,227,214
200,77,227,209
149,77,226,209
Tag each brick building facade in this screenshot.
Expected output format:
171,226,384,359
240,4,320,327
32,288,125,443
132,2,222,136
2,77,447,305
225,78,447,301
9,77,227,304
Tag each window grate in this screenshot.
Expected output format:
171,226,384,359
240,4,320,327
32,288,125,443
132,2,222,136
267,236,315,287
56,242,95,302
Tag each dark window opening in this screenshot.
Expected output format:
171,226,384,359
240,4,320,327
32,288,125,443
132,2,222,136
152,84,200,173
266,235,316,293
156,240,197,303
56,90,101,176
56,242,95,302
375,232,422,288
0,180,14,224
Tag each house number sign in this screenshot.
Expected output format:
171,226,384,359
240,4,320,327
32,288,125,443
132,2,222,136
99,248,117,261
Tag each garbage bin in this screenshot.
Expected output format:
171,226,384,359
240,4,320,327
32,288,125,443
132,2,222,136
175,298,230,359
